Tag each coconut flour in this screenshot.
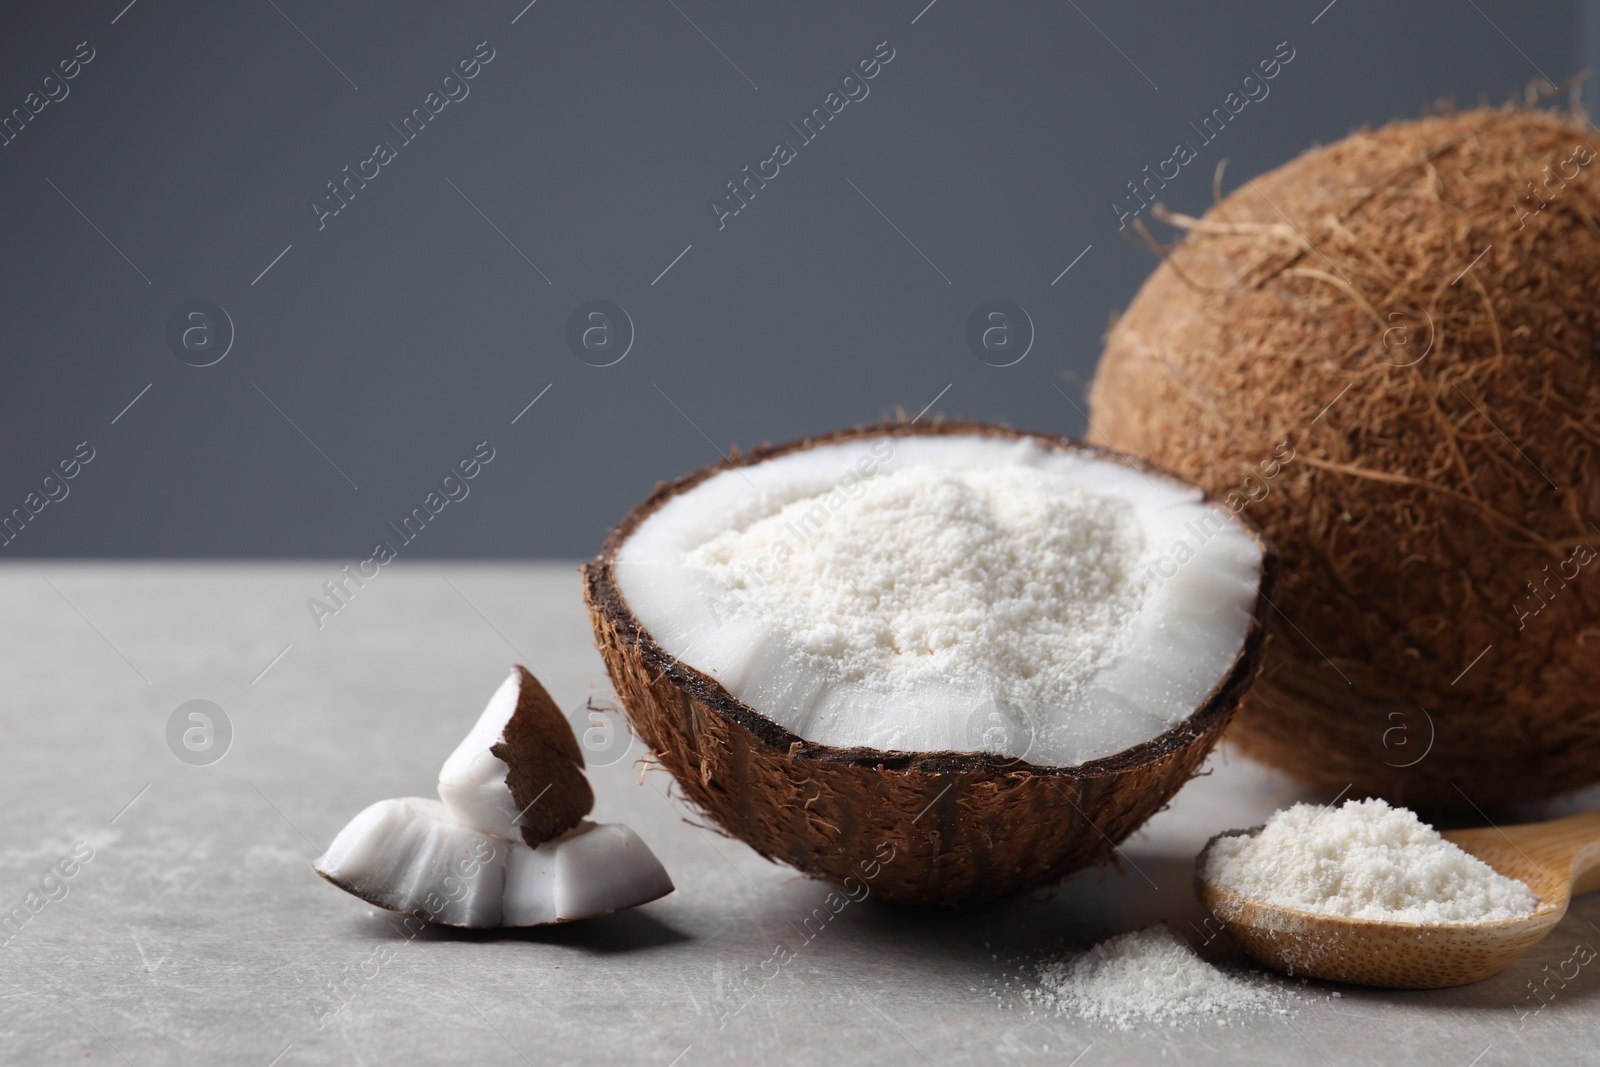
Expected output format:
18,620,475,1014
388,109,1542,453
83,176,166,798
1027,925,1284,1028
1201,798,1539,923
689,465,1146,726
614,433,1265,765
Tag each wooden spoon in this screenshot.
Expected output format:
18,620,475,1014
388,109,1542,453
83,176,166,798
1194,808,1600,988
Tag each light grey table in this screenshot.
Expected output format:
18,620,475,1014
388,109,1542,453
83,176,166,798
2,563,1594,1065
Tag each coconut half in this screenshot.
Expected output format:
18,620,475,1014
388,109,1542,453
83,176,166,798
314,667,672,927
583,422,1275,906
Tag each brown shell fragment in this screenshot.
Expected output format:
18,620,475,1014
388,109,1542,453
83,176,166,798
494,665,594,846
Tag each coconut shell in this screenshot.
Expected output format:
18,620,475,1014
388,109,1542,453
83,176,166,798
582,422,1275,906
494,665,594,846
1089,108,1600,810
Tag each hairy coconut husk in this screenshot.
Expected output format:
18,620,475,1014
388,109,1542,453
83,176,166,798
1090,107,1600,811
582,422,1275,906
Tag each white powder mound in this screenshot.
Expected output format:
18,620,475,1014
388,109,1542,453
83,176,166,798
1028,925,1282,1028
1201,798,1540,923
687,465,1146,714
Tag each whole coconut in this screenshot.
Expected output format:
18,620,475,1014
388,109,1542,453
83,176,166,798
1089,108,1600,810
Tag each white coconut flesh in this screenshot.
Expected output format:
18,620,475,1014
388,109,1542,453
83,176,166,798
612,434,1264,768
437,669,525,839
315,799,673,927
314,670,673,927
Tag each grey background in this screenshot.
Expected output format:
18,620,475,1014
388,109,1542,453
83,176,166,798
0,0,1590,559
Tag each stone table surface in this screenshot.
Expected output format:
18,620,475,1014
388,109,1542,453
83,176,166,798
2,563,1596,1066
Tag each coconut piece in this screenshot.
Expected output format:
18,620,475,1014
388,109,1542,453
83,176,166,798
512,821,674,925
582,421,1275,906
1088,108,1600,808
313,798,673,927
316,669,671,927
438,666,593,846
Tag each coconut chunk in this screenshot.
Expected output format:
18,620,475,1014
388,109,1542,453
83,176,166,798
437,666,593,846
544,822,675,922
314,799,673,928
316,668,671,926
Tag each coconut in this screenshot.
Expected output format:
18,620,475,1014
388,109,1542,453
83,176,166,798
1088,107,1600,809
315,667,672,927
582,422,1275,906
315,799,673,927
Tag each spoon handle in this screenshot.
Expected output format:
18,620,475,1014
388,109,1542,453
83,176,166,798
1542,809,1600,898
1450,809,1600,900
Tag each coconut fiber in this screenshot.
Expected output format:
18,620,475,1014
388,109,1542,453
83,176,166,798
1090,106,1600,809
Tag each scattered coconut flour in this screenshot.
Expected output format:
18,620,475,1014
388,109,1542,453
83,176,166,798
688,464,1147,709
1024,925,1286,1028
1201,798,1539,923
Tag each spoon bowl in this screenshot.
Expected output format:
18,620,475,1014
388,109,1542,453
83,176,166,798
1195,808,1600,988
